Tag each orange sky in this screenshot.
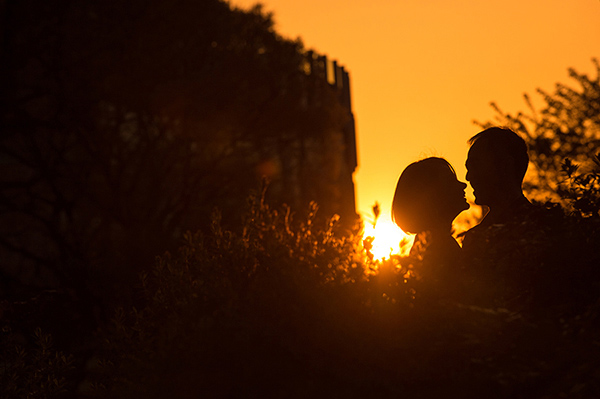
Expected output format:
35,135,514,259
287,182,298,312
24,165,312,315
231,0,600,223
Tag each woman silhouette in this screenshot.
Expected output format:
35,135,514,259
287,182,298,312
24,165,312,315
392,157,469,288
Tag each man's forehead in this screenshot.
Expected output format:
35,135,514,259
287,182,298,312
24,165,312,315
471,139,497,154
467,141,494,165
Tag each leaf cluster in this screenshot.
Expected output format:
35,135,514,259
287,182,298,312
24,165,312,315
0,327,74,399
558,155,600,216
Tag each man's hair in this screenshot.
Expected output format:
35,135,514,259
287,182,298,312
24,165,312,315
468,127,529,181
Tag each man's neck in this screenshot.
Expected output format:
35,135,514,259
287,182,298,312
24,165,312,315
484,194,530,225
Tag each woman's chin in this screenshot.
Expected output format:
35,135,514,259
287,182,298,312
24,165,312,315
456,200,470,213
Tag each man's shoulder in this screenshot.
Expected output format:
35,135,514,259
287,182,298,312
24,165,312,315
495,197,562,228
519,200,566,229
461,200,565,253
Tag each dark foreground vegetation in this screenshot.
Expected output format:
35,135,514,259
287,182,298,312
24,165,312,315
2,167,600,398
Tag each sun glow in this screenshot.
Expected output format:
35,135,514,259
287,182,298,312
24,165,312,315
363,214,414,260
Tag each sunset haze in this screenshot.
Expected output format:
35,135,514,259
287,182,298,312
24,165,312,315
231,0,600,226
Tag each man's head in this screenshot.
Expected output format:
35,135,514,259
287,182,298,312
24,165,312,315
466,127,529,207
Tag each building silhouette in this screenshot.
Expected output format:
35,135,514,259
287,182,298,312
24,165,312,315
261,51,359,226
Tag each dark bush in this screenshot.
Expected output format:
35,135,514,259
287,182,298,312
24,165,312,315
82,178,600,399
3,164,600,398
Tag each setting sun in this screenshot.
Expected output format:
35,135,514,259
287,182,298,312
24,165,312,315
363,214,414,260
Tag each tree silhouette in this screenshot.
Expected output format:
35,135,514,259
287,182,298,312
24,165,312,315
0,0,351,309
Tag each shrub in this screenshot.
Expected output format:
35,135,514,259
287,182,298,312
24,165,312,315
6,173,600,398
88,189,420,398
0,327,74,399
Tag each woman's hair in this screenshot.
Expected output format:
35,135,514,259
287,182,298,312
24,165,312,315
391,157,456,234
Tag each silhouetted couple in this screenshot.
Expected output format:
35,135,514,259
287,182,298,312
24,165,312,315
392,127,558,307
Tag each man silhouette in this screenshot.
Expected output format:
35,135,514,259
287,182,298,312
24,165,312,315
463,127,535,233
461,127,558,308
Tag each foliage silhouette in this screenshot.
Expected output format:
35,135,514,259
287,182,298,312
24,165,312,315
90,187,412,398
1,174,600,398
0,325,75,399
0,0,351,313
81,179,600,399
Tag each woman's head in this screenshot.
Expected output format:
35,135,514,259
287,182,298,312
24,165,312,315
392,157,468,234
